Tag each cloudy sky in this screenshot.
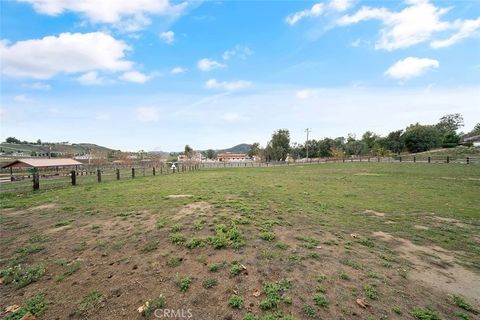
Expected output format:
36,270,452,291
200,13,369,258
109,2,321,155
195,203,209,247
1,0,479,151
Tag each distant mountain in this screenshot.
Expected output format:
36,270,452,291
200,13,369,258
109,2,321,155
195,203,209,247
0,142,117,157
216,143,252,154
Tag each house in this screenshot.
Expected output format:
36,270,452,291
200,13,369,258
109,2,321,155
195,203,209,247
217,153,249,162
178,152,204,162
460,134,480,147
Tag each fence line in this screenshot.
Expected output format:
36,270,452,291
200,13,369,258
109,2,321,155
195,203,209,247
0,156,477,193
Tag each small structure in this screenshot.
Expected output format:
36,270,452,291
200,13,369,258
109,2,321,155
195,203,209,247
2,158,82,169
461,135,480,147
217,153,249,162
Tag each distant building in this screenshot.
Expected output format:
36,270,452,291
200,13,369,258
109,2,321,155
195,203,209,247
217,153,249,162
178,152,204,162
460,134,480,147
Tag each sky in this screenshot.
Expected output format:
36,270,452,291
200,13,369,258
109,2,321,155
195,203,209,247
0,0,479,152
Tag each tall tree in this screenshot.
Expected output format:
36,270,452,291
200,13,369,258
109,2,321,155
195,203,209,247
205,149,216,160
184,145,193,159
267,129,290,161
436,113,464,132
403,124,441,153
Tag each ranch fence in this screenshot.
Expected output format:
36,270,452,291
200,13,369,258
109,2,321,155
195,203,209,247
0,155,478,193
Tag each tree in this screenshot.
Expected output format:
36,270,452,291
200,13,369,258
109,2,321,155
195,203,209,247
267,129,290,161
318,138,334,157
436,113,464,132
442,130,460,148
403,124,441,153
184,145,193,159
205,149,216,160
247,143,261,158
345,134,367,156
5,137,21,144
361,131,379,152
471,123,480,135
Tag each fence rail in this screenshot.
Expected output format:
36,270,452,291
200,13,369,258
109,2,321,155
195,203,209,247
0,156,478,193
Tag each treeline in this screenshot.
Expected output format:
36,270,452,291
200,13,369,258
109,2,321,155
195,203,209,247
250,114,479,161
3,137,68,146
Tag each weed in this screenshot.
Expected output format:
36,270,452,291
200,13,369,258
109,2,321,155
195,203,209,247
296,236,320,249
307,252,320,259
209,223,245,249
367,271,379,279
230,262,244,276
244,314,260,320
340,272,350,280
228,294,244,309
313,294,329,308
455,311,470,320
364,284,378,300
170,233,186,245
77,290,104,315
302,303,317,318
4,291,48,320
141,295,166,319
142,241,158,253
316,285,326,293
392,306,402,315
171,224,183,232
73,241,87,252
29,234,49,243
359,238,375,248
259,279,292,310
209,262,225,272
202,278,218,289
56,261,81,282
185,237,203,249
317,274,327,282
166,257,182,268
275,242,289,250
53,219,74,228
260,231,276,241
0,264,45,288
179,277,192,292
155,220,166,229
452,295,478,314
412,308,441,320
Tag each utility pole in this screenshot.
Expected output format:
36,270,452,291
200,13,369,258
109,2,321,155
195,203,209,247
305,128,311,163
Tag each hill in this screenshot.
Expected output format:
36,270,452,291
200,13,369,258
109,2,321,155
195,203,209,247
216,143,251,154
0,142,117,157
408,146,480,157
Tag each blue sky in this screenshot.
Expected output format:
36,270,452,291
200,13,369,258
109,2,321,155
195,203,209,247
1,0,479,151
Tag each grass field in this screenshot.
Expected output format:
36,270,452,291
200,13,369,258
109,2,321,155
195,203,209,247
1,163,479,320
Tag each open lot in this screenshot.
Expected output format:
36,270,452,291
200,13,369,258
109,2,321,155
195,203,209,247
1,163,479,320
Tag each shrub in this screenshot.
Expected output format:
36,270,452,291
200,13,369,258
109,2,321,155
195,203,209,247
228,295,243,309
313,294,329,308
0,264,45,288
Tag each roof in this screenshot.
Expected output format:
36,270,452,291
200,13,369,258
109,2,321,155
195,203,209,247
463,135,480,142
218,153,247,157
2,158,83,169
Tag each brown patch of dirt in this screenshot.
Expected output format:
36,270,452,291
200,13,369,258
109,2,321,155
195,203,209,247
363,209,385,217
430,216,468,228
171,202,212,221
166,194,193,199
414,225,429,230
372,231,480,305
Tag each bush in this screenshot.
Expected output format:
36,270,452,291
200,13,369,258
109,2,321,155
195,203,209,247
0,264,45,288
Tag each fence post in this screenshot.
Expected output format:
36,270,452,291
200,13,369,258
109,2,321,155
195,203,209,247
466,157,469,164
343,158,345,163
132,168,135,178
413,156,416,163
377,157,380,163
116,169,120,180
446,156,450,164
32,172,40,191
71,170,76,186
143,168,145,176
399,156,402,162
153,167,156,176
428,157,431,164
97,169,101,183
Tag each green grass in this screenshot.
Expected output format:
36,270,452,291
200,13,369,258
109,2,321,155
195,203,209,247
228,294,244,309
202,278,218,289
1,163,479,319
0,264,45,288
4,291,48,320
77,290,104,315
56,261,81,282
313,294,329,308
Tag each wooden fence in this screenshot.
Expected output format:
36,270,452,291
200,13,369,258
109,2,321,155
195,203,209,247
0,155,477,193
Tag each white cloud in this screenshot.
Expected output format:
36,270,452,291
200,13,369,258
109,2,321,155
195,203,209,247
170,66,187,74
222,112,248,122
338,0,450,50
205,79,252,91
120,71,151,83
136,106,160,122
14,95,33,103
197,58,226,71
18,0,189,31
159,30,175,44
385,57,439,80
286,3,325,26
21,82,51,90
431,17,480,48
222,45,252,60
286,0,353,25
77,71,106,85
0,32,132,79
296,89,319,99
